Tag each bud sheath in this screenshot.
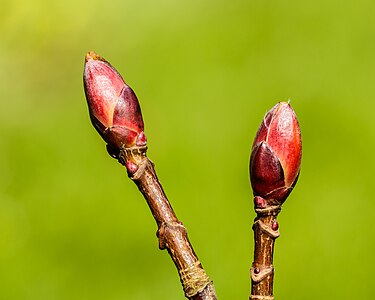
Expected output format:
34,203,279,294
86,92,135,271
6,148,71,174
250,102,302,204
83,51,146,154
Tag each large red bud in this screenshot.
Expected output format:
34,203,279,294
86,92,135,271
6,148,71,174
83,51,146,152
250,102,302,203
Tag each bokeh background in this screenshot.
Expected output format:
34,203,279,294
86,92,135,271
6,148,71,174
1,0,374,299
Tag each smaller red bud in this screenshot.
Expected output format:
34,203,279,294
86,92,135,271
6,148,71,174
83,51,146,151
125,161,139,176
136,131,147,147
254,196,267,209
271,220,279,231
249,102,302,203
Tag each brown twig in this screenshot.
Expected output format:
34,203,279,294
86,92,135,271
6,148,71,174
250,204,281,300
118,146,217,300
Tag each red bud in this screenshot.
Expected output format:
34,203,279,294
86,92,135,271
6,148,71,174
83,51,145,151
125,161,139,176
249,102,302,203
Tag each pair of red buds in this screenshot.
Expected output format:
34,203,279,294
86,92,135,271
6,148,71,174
83,52,302,202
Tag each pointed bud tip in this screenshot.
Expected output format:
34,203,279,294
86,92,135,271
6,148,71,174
265,101,291,121
85,51,104,63
277,101,290,107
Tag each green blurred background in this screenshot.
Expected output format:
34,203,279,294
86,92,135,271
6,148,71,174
1,0,374,299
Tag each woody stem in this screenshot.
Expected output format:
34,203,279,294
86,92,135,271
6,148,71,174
119,146,217,300
250,205,281,300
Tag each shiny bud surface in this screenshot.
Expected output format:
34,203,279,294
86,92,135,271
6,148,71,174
250,102,302,203
83,51,145,152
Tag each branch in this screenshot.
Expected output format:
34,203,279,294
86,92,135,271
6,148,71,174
83,51,217,299
119,146,217,300
250,204,280,300
248,102,302,300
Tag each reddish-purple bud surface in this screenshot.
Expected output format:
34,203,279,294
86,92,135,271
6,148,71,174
250,102,302,203
271,220,279,231
125,161,139,176
83,51,145,151
254,196,267,209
